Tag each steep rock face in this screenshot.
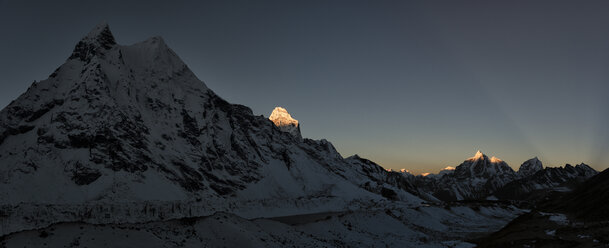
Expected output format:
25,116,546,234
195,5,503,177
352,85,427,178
0,24,419,208
517,157,543,178
494,163,598,200
413,151,517,201
0,23,260,203
69,22,117,62
268,107,301,139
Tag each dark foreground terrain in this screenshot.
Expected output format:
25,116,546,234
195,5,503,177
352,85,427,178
475,168,609,247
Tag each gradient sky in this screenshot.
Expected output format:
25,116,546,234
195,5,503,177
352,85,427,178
1,0,608,174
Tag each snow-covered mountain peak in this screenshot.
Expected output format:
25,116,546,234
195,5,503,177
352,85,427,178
575,163,597,177
576,162,591,168
84,22,114,41
269,107,301,138
454,151,514,179
410,151,517,201
120,35,189,79
490,156,503,163
468,150,488,161
269,107,298,126
3,23,422,208
517,157,543,177
69,22,116,62
438,166,455,177
524,156,542,166
138,36,168,48
465,151,505,165
0,24,247,203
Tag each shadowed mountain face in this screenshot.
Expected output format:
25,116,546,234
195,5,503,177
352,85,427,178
551,168,609,220
0,24,533,247
474,168,609,247
494,163,597,201
0,23,421,206
517,157,543,178
0,23,265,202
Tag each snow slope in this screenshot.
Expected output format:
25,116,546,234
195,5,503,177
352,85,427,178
0,24,529,246
0,23,431,236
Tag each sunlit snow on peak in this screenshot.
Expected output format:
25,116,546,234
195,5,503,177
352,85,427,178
269,107,301,138
269,107,298,127
468,150,486,161
490,156,503,163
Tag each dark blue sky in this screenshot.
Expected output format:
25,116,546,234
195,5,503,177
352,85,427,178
1,0,608,174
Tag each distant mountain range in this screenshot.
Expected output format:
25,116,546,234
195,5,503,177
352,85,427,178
402,151,597,202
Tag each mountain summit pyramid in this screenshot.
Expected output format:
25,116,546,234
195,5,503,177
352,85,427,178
269,107,301,138
0,24,434,240
0,23,416,208
412,150,517,201
517,157,543,177
455,150,514,179
70,22,117,61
